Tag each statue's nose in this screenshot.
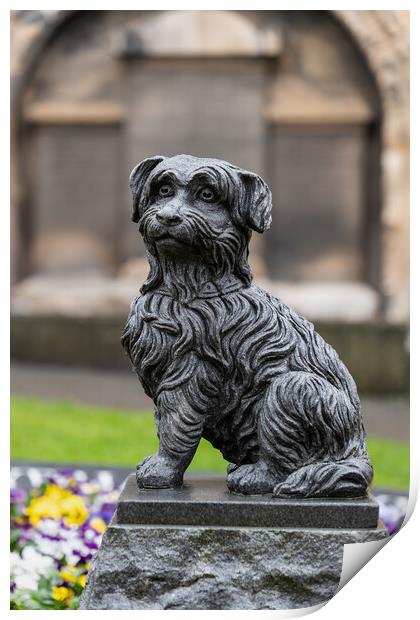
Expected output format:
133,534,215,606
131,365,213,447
156,205,182,225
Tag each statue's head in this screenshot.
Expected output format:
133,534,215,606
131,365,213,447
129,154,272,289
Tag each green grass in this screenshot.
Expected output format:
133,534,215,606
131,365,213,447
10,396,409,490
10,396,228,473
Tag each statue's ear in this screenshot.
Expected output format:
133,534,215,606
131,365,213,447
129,156,165,222
237,171,272,233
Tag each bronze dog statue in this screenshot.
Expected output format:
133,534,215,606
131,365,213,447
122,154,373,498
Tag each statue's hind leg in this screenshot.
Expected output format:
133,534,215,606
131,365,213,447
226,371,368,496
225,381,289,495
226,460,278,494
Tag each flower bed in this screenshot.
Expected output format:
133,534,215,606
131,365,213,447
10,465,408,610
10,468,118,610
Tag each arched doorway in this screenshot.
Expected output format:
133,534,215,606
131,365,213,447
14,10,382,294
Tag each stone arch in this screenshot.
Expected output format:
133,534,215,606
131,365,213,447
335,11,409,321
11,10,409,320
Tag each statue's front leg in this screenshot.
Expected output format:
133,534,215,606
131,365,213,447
136,389,204,489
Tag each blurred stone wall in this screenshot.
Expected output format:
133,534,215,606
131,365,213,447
11,10,409,323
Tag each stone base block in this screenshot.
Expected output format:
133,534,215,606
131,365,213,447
79,475,387,610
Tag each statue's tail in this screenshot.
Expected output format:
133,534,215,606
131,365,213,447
273,456,373,498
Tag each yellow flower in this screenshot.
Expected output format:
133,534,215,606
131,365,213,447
59,566,78,584
90,517,107,533
52,586,74,605
61,495,89,527
46,483,69,497
78,574,87,588
24,496,62,526
24,484,88,527
60,565,88,588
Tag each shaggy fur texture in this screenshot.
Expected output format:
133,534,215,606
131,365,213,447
122,154,373,498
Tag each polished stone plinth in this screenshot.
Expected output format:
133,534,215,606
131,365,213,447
116,474,380,529
79,475,387,610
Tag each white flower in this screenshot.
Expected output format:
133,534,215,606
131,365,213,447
27,468,43,488
74,470,89,482
34,536,63,560
21,546,55,576
80,482,100,496
67,553,80,565
37,518,61,538
59,527,78,540
14,572,39,591
97,471,114,492
380,504,400,523
10,551,21,573
10,548,51,592
53,474,69,488
395,496,408,511
60,539,85,564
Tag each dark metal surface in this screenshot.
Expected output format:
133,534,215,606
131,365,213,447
122,155,374,498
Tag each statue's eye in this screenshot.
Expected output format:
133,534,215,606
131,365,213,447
199,187,216,202
158,184,173,197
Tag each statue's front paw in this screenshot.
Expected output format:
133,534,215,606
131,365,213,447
136,453,183,489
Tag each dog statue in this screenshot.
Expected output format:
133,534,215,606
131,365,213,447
122,154,373,498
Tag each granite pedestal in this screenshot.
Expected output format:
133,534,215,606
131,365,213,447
79,474,387,610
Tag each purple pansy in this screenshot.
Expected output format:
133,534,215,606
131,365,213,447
10,488,27,504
